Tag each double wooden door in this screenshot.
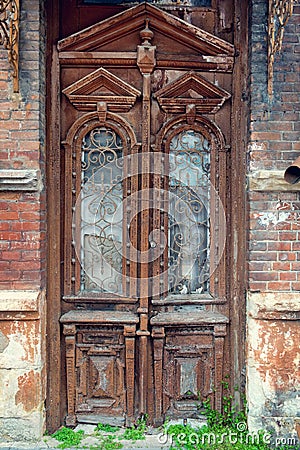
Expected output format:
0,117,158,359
48,0,247,428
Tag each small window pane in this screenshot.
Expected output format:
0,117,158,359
168,129,210,295
80,127,123,293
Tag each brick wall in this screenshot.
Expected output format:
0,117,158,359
248,1,300,291
0,0,46,291
0,0,47,442
247,0,300,441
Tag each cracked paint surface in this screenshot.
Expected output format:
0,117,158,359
247,292,300,438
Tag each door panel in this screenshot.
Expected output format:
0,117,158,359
58,2,234,426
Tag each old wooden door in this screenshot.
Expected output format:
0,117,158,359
50,0,247,428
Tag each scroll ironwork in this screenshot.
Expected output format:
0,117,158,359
168,129,210,295
0,0,19,92
79,127,124,293
268,0,296,96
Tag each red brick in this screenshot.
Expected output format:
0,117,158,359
292,242,300,251
21,250,42,260
10,281,39,290
0,141,18,150
279,252,296,261
291,262,300,271
250,272,278,281
0,111,11,119
0,121,25,130
13,261,41,270
272,262,291,271
268,242,291,251
279,272,297,281
1,250,22,260
20,212,41,221
0,231,22,240
12,222,41,232
10,130,39,142
0,282,15,289
0,222,10,231
0,211,19,220
279,231,297,240
249,282,267,291
0,242,10,250
249,251,278,261
249,261,272,271
0,270,21,281
10,201,40,211
21,271,41,281
268,281,291,290
251,132,282,141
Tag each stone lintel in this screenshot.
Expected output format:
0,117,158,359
248,170,300,191
0,290,41,313
0,169,41,191
247,291,300,320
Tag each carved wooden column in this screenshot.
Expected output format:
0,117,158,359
213,324,227,411
124,324,137,425
151,326,165,424
63,324,77,426
136,19,156,415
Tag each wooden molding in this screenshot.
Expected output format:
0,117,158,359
62,67,140,112
58,3,234,59
154,71,231,114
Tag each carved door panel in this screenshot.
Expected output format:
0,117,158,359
58,2,235,427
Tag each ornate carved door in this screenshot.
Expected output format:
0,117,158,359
53,1,245,427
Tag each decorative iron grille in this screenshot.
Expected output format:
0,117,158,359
80,127,124,293
168,129,210,295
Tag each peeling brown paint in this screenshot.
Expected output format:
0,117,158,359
0,320,40,363
15,370,40,412
252,321,300,390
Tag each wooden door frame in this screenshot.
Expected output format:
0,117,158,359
46,0,64,432
45,0,249,432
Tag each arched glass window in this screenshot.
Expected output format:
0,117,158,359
80,127,123,293
168,129,210,295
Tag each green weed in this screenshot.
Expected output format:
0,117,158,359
95,423,120,433
121,414,148,441
90,434,123,450
51,426,84,449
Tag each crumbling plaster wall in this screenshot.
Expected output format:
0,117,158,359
247,0,300,442
0,291,46,441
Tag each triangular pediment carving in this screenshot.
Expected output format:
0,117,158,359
58,3,234,59
62,68,141,112
154,71,231,114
